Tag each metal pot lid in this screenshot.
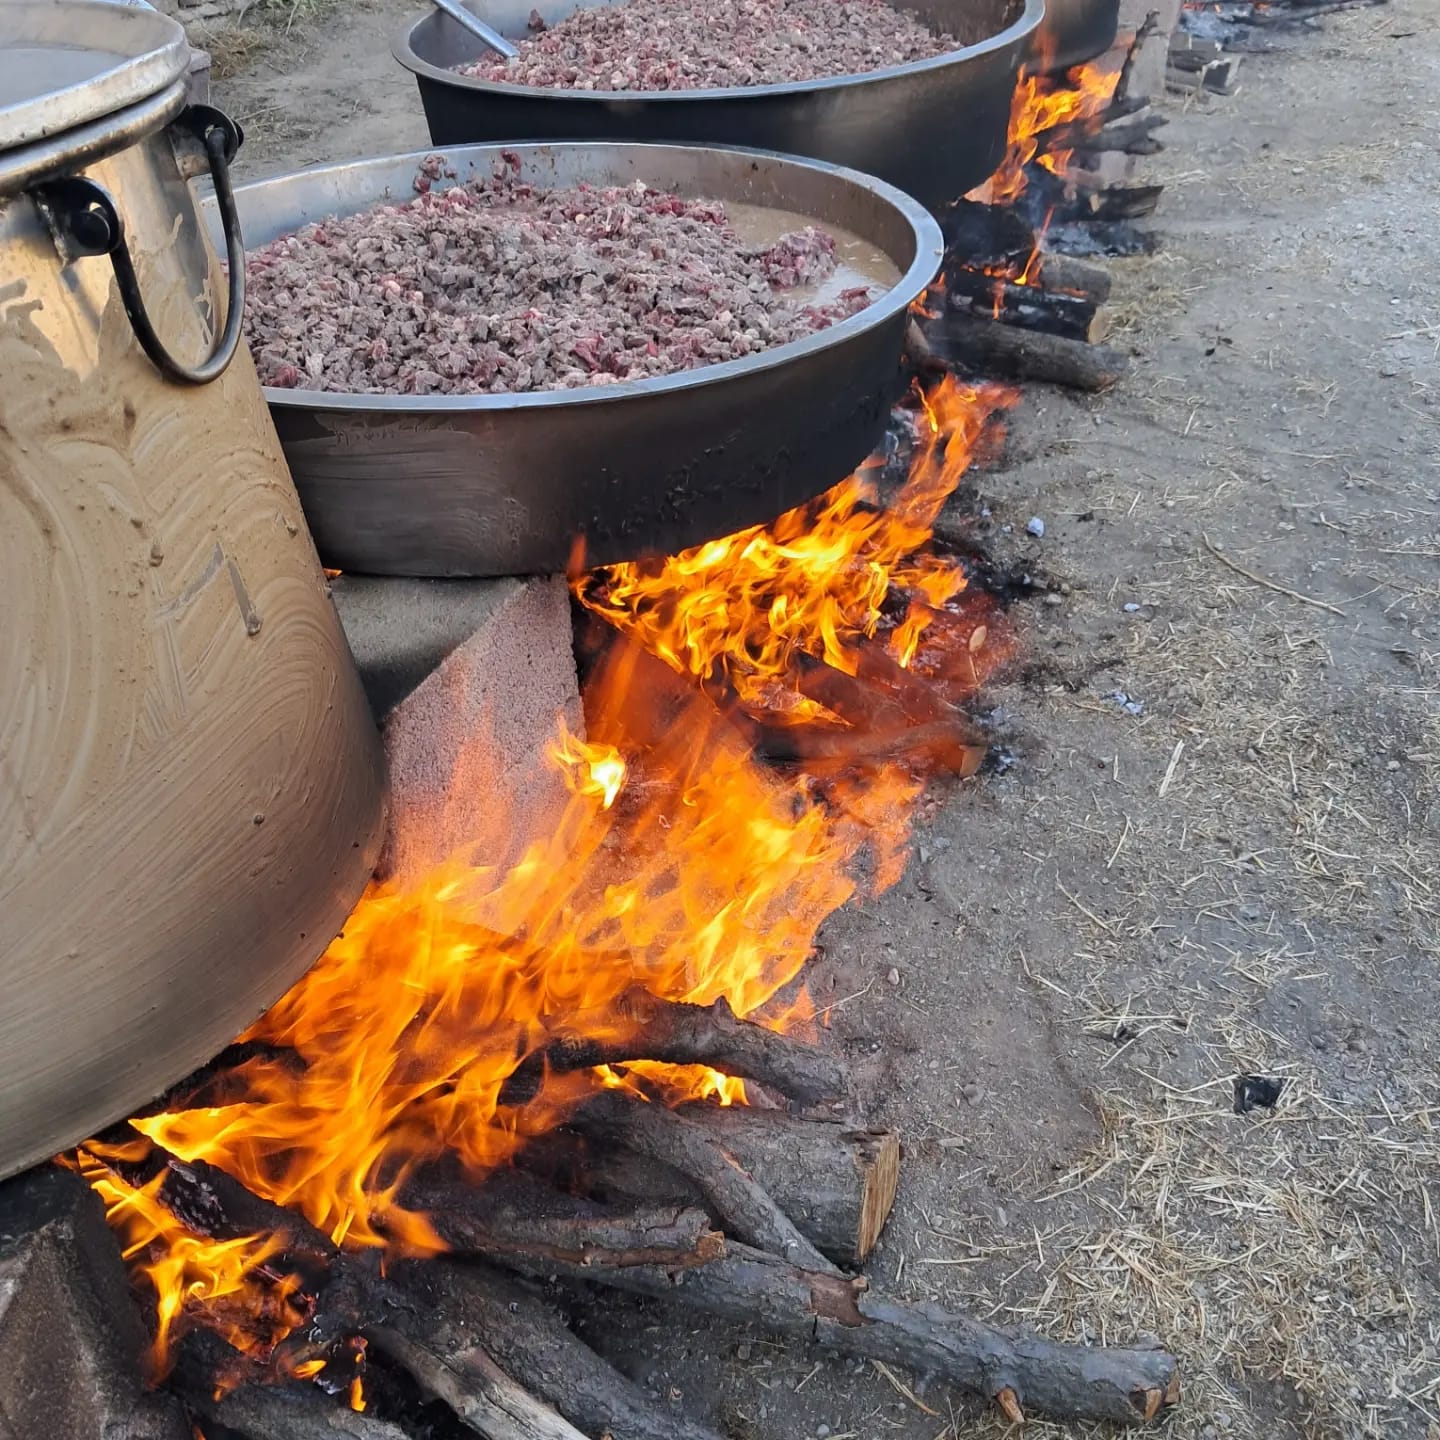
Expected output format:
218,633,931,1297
0,0,189,155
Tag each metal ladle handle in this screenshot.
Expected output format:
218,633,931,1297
430,0,520,59
32,106,247,387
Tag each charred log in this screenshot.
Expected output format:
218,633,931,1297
503,989,848,1107
752,715,987,777
1070,111,1169,156
391,1260,727,1440
938,199,1037,274
1074,181,1166,223
130,1043,301,1120
172,1331,404,1440
83,1138,338,1271
527,1243,1181,1428
910,316,1129,394
364,1324,587,1440
944,273,1107,343
1032,98,1157,156
775,654,988,775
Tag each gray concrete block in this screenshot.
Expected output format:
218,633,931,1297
332,575,582,884
0,1166,189,1440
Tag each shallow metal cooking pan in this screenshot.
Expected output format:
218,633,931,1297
392,0,1043,216
207,141,942,578
1037,0,1121,72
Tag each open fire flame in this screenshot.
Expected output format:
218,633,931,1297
74,377,1015,1385
985,55,1120,207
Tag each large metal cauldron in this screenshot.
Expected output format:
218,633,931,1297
209,141,942,578
0,1,386,1179
1038,0,1121,71
393,0,1043,215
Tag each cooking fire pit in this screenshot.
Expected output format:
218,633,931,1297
206,141,941,578
393,0,1043,216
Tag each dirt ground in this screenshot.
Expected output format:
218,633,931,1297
215,5,1440,1436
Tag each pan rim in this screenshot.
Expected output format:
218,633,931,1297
391,0,1045,106
230,139,945,416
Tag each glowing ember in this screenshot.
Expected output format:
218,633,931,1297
78,375,1016,1375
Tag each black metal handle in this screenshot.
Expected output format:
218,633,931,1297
33,106,247,386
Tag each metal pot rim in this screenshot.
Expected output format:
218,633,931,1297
242,140,944,416
392,0,1044,104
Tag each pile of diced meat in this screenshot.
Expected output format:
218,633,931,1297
243,156,874,397
457,0,955,91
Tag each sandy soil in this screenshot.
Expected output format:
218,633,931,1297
215,4,1440,1435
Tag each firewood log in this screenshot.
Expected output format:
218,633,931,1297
910,317,1129,395
365,1324,587,1440
391,1260,727,1440
1076,182,1165,223
945,274,1108,343
405,1169,723,1272
1035,253,1113,304
172,1331,405,1440
518,1243,1181,1428
1115,10,1161,103
1070,111,1169,156
571,1092,838,1273
666,1104,898,1269
540,1102,900,1269
752,716,987,777
505,989,848,1107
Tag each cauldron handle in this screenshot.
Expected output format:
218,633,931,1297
31,107,247,387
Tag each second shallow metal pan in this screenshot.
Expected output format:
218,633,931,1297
207,141,942,578
393,0,1043,216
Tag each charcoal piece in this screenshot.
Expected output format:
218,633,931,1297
173,1332,408,1440
0,1164,189,1440
1233,1075,1286,1114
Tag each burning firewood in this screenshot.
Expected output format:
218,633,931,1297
508,1241,1181,1428
172,1330,401,1440
757,651,989,777
505,988,848,1108
944,271,1110,345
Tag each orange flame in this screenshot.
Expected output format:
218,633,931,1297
74,1146,306,1377
576,378,1015,717
82,377,1016,1374
982,56,1121,207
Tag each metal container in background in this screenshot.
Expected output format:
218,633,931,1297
0,0,386,1180
1036,0,1121,72
208,141,943,578
392,0,1043,216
